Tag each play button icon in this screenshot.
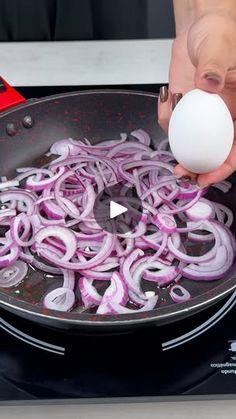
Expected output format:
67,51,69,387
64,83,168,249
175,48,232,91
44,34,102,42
110,201,128,219
94,183,143,235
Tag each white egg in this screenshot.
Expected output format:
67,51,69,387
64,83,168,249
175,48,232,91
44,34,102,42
168,89,234,173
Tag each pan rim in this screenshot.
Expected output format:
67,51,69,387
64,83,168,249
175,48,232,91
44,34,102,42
1,279,236,327
0,88,159,119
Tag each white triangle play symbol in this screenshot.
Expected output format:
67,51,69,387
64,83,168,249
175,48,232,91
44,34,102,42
110,200,128,219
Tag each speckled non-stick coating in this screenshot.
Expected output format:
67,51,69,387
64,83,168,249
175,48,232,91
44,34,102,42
0,89,235,332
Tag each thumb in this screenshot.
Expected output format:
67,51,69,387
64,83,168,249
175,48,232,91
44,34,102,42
194,36,229,92
188,14,236,93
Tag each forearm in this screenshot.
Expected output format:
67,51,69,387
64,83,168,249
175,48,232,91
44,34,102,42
173,0,236,35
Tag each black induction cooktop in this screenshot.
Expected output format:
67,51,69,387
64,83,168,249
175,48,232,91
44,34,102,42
0,84,236,406
1,289,236,404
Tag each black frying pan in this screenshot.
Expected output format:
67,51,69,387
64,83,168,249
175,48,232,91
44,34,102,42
0,76,235,332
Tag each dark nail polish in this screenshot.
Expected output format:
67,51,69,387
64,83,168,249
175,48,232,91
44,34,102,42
172,93,182,110
159,86,168,103
180,175,191,182
177,175,197,186
204,72,222,85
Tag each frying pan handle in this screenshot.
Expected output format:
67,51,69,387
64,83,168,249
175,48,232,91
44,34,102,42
0,76,26,112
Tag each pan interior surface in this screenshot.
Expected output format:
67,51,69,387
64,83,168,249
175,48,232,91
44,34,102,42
0,89,235,329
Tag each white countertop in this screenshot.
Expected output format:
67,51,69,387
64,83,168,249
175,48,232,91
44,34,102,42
1,400,236,419
0,39,171,86
0,39,235,419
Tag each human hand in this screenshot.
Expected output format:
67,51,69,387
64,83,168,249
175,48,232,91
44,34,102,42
158,13,236,186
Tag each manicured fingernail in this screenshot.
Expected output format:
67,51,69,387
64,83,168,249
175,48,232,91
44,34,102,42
180,175,192,182
172,93,182,110
197,181,207,188
159,86,168,103
175,175,198,186
203,72,222,85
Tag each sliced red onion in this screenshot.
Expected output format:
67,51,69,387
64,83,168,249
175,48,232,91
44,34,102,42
50,138,81,156
184,220,214,242
35,226,77,262
79,182,96,219
185,201,213,221
70,133,127,153
177,221,202,234
97,272,128,314
182,245,230,280
74,231,105,242
211,220,235,249
115,237,134,257
167,221,220,263
142,228,163,249
151,232,168,259
0,209,17,219
25,252,61,274
131,258,179,289
163,189,203,215
212,181,231,193
187,230,214,243
119,160,174,184
117,221,146,239
107,295,158,314
26,167,65,191
43,287,75,312
19,251,34,264
79,277,102,307
11,213,34,247
170,285,191,303
128,289,147,306
54,170,81,219
79,269,113,280
41,199,66,220
0,131,233,315
38,233,116,271
91,262,120,272
62,269,75,290
130,129,151,146
16,168,53,182
0,190,36,215
0,260,27,288
107,141,149,158
0,233,13,257
214,203,233,228
0,244,19,268
0,180,19,190
51,155,118,182
177,188,201,200
122,248,146,298
143,265,180,286
153,213,177,234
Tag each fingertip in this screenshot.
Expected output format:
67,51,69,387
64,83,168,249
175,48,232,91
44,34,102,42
174,164,197,183
197,164,234,187
196,175,210,188
174,165,195,178
194,71,225,93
